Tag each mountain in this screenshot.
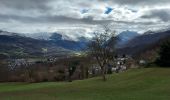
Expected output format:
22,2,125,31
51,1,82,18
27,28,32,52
0,30,20,36
49,33,90,51
0,31,72,59
23,32,51,40
117,29,170,57
116,30,140,48
23,31,140,51
48,30,140,50
22,32,90,51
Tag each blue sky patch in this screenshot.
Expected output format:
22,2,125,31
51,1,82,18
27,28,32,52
81,9,89,14
105,7,113,14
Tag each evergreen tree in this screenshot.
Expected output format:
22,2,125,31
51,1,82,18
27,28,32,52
157,38,170,66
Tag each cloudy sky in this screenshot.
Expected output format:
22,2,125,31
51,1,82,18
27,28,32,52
0,0,170,38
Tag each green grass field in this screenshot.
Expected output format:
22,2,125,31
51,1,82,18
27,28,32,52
0,68,170,100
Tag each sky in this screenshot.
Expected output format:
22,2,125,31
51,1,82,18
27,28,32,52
0,0,170,39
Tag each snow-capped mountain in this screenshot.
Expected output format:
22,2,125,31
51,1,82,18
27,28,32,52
1,29,152,52
0,30,20,36
23,32,51,40
0,31,72,58
116,30,140,48
0,30,90,51
49,33,90,51
24,31,92,42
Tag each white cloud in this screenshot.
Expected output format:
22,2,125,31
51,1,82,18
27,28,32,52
0,0,170,39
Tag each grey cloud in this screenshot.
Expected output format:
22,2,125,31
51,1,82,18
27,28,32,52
115,20,157,26
141,9,170,22
100,0,170,6
0,13,112,25
0,0,51,11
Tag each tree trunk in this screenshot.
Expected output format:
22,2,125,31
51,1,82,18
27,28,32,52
101,66,106,81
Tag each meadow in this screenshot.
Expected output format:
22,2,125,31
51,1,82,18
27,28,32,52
0,68,170,100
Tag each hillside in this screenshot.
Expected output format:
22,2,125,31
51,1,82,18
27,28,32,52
117,30,170,57
0,68,170,100
0,34,72,58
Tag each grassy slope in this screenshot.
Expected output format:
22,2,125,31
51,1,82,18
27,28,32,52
0,68,170,100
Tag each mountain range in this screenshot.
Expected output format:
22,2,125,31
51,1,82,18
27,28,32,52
24,30,140,50
0,29,170,59
0,30,72,59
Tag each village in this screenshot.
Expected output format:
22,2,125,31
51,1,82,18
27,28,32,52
3,53,147,82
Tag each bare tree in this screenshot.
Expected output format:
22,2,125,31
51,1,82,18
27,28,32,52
88,25,117,81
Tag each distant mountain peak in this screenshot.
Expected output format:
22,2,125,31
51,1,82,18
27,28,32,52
0,30,20,36
116,30,140,48
143,30,154,35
